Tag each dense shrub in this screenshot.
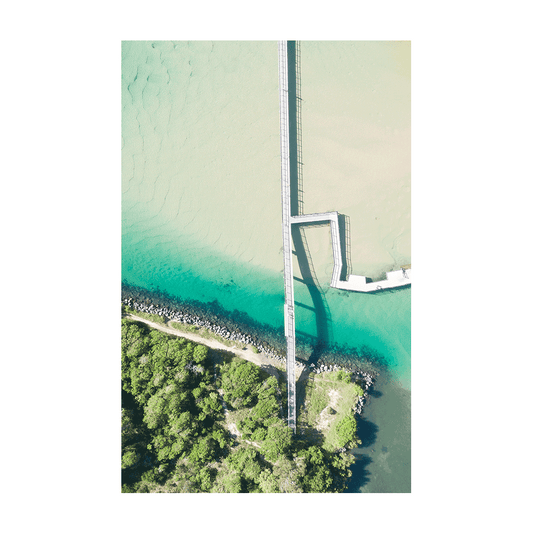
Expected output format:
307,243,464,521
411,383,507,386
121,319,356,493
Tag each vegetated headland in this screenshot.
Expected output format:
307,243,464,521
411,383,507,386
121,295,377,493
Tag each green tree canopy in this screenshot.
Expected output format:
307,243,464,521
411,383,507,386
335,414,358,448
298,446,334,493
121,318,363,494
220,359,262,409
262,423,293,462
121,446,142,469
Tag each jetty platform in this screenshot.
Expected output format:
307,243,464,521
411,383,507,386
291,212,412,291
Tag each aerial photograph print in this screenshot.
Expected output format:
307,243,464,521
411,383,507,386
121,40,411,493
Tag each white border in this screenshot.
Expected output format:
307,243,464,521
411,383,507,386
101,19,431,514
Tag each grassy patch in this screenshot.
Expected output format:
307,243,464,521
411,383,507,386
298,373,363,451
124,309,258,354
224,406,250,437
168,321,248,350
306,378,329,421
169,321,200,334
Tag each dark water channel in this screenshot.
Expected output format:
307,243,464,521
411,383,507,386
347,370,411,493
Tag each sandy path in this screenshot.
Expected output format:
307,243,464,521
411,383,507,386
123,313,306,380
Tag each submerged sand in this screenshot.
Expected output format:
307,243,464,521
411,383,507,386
122,41,410,287
298,41,410,283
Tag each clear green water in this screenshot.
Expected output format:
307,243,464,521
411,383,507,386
122,40,411,492
122,224,410,388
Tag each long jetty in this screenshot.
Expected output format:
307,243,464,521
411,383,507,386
278,40,411,432
278,40,297,431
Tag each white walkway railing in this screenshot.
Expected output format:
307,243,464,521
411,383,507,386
278,40,296,432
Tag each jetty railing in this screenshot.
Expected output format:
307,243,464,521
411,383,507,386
279,40,297,431
344,214,352,279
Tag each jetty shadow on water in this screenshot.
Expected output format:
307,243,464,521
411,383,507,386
287,40,304,218
292,224,332,366
287,41,358,366
338,214,352,281
287,41,331,364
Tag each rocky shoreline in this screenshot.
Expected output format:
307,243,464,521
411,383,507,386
122,292,377,416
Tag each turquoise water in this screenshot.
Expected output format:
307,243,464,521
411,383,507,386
122,40,411,491
122,224,411,388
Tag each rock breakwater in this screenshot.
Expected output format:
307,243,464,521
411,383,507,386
122,290,376,416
